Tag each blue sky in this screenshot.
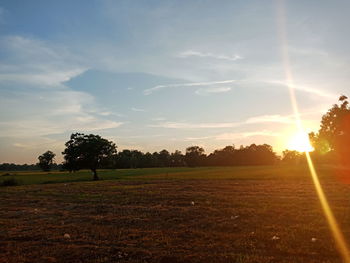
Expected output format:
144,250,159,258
0,0,349,163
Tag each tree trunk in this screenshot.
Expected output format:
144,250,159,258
92,169,99,181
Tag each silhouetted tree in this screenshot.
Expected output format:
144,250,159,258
207,145,236,166
37,150,56,171
158,149,170,167
310,95,350,165
130,150,143,168
185,146,205,167
282,150,304,164
62,133,117,180
0,163,40,171
170,150,185,167
140,152,156,168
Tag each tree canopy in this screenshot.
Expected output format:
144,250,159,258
310,95,350,165
62,133,117,180
37,150,56,171
185,146,205,167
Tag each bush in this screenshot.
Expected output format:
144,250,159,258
1,178,20,186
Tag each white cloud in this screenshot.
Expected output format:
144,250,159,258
0,115,123,138
0,69,86,86
245,114,294,124
143,79,236,95
215,130,280,141
195,87,232,96
149,121,240,129
131,107,146,112
13,143,31,149
178,50,242,61
152,117,166,121
150,113,297,130
0,35,123,138
184,130,280,141
0,36,87,87
184,135,213,141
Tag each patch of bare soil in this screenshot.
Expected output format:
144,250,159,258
1,178,349,262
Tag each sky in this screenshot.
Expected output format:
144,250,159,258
0,0,349,164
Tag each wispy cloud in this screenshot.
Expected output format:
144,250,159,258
0,70,86,86
195,87,232,96
143,79,236,95
149,113,300,130
245,114,294,124
266,80,336,99
178,50,242,61
0,36,87,87
184,130,280,141
152,117,167,121
215,130,280,141
149,121,240,129
0,35,123,138
131,107,146,112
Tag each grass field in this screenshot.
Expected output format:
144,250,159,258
1,165,350,262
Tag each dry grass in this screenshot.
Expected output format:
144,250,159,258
1,165,350,262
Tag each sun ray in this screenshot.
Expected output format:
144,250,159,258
288,131,314,152
276,1,350,262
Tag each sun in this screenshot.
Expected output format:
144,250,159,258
287,131,314,152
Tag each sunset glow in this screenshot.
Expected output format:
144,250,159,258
1,1,350,263
287,131,314,152
277,1,350,262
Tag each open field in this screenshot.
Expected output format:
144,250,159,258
1,165,350,262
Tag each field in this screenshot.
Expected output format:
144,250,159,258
1,165,350,263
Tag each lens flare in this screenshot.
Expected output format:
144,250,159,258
288,131,314,152
276,1,350,261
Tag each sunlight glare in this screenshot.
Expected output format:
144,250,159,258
288,131,314,152
277,0,350,261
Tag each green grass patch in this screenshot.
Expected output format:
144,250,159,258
0,164,330,186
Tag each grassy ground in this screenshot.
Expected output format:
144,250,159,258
1,165,350,262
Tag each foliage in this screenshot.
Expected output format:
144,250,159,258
282,150,304,164
1,177,19,187
65,143,278,169
185,146,205,167
207,144,278,166
0,166,310,187
37,150,56,171
0,163,62,171
62,133,117,180
310,95,350,164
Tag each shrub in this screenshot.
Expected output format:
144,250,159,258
1,178,19,186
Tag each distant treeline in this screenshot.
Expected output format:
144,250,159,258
1,143,282,171
0,163,62,171
112,144,279,169
3,95,349,172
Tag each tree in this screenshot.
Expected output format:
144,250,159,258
170,150,185,167
158,149,170,167
62,133,117,180
185,146,205,167
37,150,56,171
208,145,236,166
311,95,350,165
282,150,303,165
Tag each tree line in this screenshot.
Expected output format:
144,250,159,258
110,143,279,169
1,95,349,180
1,142,279,175
0,163,62,171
